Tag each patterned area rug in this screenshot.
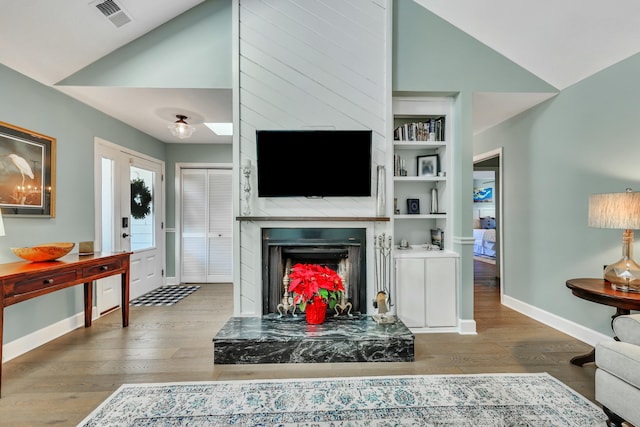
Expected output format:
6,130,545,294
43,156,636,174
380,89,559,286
129,285,200,307
78,373,606,426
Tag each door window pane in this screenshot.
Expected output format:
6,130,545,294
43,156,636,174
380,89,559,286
101,158,114,253
130,166,154,251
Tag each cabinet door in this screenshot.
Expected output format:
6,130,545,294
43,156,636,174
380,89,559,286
425,257,457,327
395,258,426,328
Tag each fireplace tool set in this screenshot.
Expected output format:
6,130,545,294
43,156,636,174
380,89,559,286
373,233,395,323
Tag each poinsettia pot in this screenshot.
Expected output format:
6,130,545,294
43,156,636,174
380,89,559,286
305,295,328,324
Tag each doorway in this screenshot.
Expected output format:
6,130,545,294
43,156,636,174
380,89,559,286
94,138,165,314
473,149,502,298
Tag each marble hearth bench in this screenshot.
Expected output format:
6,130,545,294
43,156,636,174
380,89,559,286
212,315,414,364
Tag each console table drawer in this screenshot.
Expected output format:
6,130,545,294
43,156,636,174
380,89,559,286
6,270,78,299
82,259,123,280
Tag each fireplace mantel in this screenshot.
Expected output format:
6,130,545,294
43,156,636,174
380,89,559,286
237,216,389,222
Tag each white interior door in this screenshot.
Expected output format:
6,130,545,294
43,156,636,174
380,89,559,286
95,139,165,310
180,168,232,283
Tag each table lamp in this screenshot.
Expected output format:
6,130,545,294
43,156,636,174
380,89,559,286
588,188,640,292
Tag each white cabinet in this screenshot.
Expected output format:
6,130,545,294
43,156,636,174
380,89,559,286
395,251,458,330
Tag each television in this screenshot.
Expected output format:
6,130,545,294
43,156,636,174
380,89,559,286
256,130,372,198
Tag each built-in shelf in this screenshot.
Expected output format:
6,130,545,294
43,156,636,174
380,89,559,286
393,176,446,182
394,214,446,220
393,141,447,149
236,216,390,222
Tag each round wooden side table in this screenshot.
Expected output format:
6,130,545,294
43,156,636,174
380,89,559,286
566,278,640,366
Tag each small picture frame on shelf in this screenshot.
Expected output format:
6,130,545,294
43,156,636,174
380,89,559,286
407,198,420,214
417,155,439,177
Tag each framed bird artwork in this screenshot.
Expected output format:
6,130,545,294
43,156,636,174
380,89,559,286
0,121,55,217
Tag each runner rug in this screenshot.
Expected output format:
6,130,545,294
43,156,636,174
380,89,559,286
129,285,200,307
78,373,605,426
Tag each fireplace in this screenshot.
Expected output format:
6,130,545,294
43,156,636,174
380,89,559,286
262,228,366,315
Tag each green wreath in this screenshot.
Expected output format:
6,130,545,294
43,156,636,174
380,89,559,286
131,178,152,219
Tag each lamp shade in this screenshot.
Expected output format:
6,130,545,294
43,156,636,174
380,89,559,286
0,211,4,237
588,189,640,229
589,188,640,291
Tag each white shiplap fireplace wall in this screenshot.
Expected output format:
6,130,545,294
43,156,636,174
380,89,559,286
235,0,391,315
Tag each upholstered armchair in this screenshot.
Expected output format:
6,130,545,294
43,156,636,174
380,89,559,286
596,314,640,427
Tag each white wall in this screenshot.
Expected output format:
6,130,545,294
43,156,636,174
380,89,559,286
235,0,390,315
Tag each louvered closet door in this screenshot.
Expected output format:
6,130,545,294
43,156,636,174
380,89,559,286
207,169,232,282
181,170,207,282
181,168,232,283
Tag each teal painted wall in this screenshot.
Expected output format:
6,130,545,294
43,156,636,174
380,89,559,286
164,143,232,277
393,1,556,93
59,0,232,89
474,52,640,335
0,64,165,343
393,1,556,321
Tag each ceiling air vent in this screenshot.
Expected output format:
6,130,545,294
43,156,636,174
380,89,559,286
95,0,132,28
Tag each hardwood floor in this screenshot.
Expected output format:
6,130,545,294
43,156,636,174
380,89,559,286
0,262,598,426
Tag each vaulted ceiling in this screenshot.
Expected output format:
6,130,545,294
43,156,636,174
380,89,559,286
2,0,640,142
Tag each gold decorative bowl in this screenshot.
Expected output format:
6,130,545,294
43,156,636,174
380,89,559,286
11,242,75,262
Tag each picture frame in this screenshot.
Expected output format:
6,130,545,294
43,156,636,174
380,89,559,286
473,187,493,203
417,154,439,177
0,121,56,217
407,198,420,214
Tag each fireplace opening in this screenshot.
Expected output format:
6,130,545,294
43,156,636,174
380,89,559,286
262,228,366,316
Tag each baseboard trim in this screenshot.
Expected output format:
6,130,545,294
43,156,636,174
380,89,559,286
409,319,477,335
2,313,84,363
502,295,611,346
459,319,478,335
410,326,459,334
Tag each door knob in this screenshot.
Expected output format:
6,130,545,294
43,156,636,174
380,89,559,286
122,233,130,238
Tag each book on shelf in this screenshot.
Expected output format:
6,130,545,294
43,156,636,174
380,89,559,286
394,117,445,142
394,154,407,176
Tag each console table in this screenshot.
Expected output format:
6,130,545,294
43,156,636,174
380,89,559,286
0,251,131,397
566,278,640,366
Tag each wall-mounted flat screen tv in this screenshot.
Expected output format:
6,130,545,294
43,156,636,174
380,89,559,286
256,130,372,198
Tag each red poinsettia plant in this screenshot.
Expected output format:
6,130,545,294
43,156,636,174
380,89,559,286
288,263,345,311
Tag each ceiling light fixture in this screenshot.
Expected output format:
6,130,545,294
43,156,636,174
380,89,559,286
168,115,196,139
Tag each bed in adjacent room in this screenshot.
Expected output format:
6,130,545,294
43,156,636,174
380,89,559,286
473,216,496,259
